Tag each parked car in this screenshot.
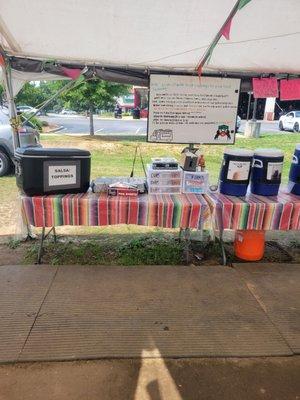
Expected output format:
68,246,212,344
17,105,39,115
236,115,241,132
279,111,300,132
60,109,77,115
0,108,40,176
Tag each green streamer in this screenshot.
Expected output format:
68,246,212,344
238,0,251,10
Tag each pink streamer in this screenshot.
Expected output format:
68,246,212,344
62,67,82,80
252,77,278,99
221,18,233,40
280,79,300,101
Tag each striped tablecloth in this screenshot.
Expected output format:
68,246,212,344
209,191,300,231
21,191,300,231
21,192,212,230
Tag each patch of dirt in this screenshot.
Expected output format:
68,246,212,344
42,124,60,133
0,242,30,266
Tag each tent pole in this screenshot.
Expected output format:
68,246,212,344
0,51,20,151
196,0,241,73
22,78,78,126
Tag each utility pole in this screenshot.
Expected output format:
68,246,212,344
252,98,258,121
246,91,252,121
89,103,94,136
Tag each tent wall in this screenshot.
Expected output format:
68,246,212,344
0,0,299,75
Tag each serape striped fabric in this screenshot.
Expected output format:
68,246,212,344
21,192,212,230
209,191,300,231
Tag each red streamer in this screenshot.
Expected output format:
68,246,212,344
280,79,300,101
221,17,233,40
62,67,82,80
252,77,278,99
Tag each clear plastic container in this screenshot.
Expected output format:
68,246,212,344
182,170,209,194
148,186,182,194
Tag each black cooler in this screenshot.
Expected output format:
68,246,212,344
15,147,91,196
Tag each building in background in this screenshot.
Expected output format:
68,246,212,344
133,86,148,117
117,91,134,113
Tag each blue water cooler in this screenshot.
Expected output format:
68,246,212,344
219,148,254,196
251,148,284,196
288,144,300,195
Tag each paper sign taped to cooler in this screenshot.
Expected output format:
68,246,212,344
148,75,240,144
43,160,81,192
48,165,77,186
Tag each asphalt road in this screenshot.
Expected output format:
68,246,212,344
44,114,147,135
239,120,281,133
44,114,286,135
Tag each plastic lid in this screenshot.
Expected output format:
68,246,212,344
254,148,284,157
223,148,254,157
16,147,91,157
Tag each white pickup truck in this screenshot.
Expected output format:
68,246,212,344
279,111,300,132
0,108,40,176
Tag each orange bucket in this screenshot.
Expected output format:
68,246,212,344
234,230,265,261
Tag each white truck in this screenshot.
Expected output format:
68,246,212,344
0,108,40,176
279,111,300,132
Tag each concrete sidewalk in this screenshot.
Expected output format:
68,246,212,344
0,263,299,363
1,357,300,400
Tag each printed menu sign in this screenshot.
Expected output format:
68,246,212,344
148,75,240,144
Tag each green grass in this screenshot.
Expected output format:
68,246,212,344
1,131,298,230
39,132,300,184
24,233,186,266
2,131,300,265
1,132,298,218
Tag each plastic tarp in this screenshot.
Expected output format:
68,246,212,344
1,70,68,96
0,0,299,75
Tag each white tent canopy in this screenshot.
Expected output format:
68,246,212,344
0,0,300,75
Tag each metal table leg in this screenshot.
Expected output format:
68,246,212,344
37,227,46,264
36,226,56,264
216,229,227,266
183,228,191,264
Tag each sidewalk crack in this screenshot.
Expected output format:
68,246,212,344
17,266,59,360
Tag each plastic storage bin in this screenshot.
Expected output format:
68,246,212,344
148,186,181,194
15,147,91,196
182,170,209,194
147,165,182,194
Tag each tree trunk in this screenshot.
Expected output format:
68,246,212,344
89,104,94,136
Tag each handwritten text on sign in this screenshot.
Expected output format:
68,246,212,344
48,165,77,186
148,75,240,144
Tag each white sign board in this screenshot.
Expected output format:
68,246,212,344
148,75,241,144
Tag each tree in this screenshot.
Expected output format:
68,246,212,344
61,79,129,135
3,78,130,135
15,82,48,108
